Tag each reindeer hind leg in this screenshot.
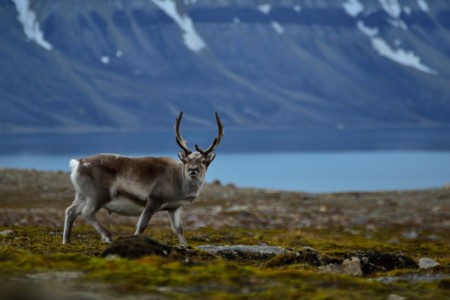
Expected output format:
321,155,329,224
81,193,113,243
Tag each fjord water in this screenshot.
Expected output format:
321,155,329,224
1,128,449,192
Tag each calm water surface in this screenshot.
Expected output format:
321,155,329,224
1,129,449,192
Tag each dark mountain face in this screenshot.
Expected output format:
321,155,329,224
1,0,449,132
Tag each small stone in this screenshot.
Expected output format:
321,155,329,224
427,234,441,241
387,294,406,300
211,179,222,186
342,257,363,276
402,230,418,239
0,229,14,236
198,245,287,256
319,257,362,276
318,264,342,274
302,246,316,252
419,257,440,269
26,271,84,282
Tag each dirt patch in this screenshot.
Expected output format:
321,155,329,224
102,236,172,259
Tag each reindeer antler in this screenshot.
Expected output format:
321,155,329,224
175,112,192,155
195,112,224,155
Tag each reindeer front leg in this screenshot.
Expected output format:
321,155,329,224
135,198,159,236
167,207,186,246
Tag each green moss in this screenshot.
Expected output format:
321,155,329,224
1,224,450,299
1,169,449,299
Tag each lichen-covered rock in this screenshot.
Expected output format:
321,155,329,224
265,247,321,267
319,257,363,276
342,257,363,276
198,245,287,261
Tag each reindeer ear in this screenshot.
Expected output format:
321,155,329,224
178,152,188,163
206,152,216,165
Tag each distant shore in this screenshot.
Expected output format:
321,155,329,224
1,167,449,231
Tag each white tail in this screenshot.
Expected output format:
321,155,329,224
63,112,224,245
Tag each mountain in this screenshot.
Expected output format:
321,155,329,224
1,0,450,132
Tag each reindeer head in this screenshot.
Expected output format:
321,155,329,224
175,112,224,180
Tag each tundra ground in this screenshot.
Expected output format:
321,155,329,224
1,168,449,299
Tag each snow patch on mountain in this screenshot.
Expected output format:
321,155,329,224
101,56,110,64
150,0,206,53
12,0,52,50
357,21,378,37
271,21,284,34
371,38,437,74
403,6,412,15
388,18,408,30
257,4,272,15
357,21,437,75
416,0,429,12
378,0,401,19
343,0,364,17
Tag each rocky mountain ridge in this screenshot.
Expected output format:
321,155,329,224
1,0,449,132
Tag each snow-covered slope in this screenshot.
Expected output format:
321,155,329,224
1,0,449,131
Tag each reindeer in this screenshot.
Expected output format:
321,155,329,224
63,112,223,245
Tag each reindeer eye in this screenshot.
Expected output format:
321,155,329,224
201,159,207,164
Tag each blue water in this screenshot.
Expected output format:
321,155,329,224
0,151,448,193
208,151,450,192
1,128,449,192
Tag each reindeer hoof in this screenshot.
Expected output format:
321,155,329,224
102,236,113,243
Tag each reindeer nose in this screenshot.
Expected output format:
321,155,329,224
189,166,199,173
188,166,200,177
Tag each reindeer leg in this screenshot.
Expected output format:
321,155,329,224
167,207,186,246
63,195,83,244
135,198,158,236
81,197,112,243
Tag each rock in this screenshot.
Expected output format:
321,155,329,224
402,230,418,239
211,179,222,186
319,257,362,276
319,263,344,274
377,273,450,284
427,234,441,241
26,271,84,282
265,247,321,267
387,294,406,300
0,229,14,236
419,257,440,269
198,245,287,255
198,245,287,261
101,236,172,259
342,257,363,276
